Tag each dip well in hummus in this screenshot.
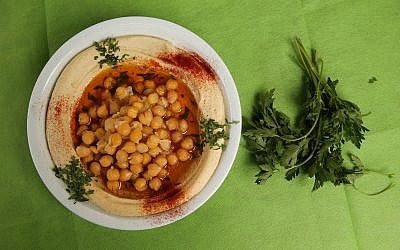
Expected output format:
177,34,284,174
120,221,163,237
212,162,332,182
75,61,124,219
72,64,201,199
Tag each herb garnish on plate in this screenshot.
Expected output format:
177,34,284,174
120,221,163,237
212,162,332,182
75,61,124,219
53,156,93,203
93,37,129,68
243,38,371,191
199,118,238,150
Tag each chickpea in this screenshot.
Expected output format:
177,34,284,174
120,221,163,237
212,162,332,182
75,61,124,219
147,164,162,177
76,145,90,158
129,95,140,104
107,181,120,192
158,96,169,108
167,90,178,103
106,167,120,181
94,128,105,141
88,106,97,119
142,153,152,165
144,80,156,89
171,131,183,143
130,163,143,174
76,125,88,136
170,102,182,113
132,101,144,111
130,121,143,130
109,100,120,114
147,134,160,147
156,85,167,96
147,92,159,105
104,77,114,89
148,147,162,158
166,79,178,90
155,155,167,167
177,148,191,162
155,129,169,139
89,145,98,154
104,144,117,155
89,162,101,176
150,116,164,130
109,133,122,147
116,161,129,169
122,141,136,153
180,136,194,150
138,111,153,126
82,153,93,164
129,152,144,165
119,169,133,182
115,86,129,100
99,155,113,167
167,153,179,165
130,129,142,143
134,82,144,93
166,118,179,130
104,118,116,133
116,149,128,163
141,126,154,136
116,122,131,137
159,139,171,151
151,105,166,117
179,119,189,133
121,115,133,123
78,112,90,125
149,177,162,191
127,106,138,118
119,105,128,115
136,143,149,153
97,103,108,118
81,131,96,145
96,139,107,152
134,178,147,191
158,168,168,179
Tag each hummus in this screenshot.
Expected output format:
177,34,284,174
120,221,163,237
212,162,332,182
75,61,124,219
46,35,225,216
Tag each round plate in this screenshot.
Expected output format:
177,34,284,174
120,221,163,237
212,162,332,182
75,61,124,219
27,16,241,230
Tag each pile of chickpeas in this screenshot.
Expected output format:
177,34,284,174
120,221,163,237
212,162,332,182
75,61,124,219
74,72,197,193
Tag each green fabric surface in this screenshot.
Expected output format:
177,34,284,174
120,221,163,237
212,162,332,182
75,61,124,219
1,0,400,249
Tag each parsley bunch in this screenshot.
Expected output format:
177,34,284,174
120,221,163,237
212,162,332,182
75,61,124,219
243,38,369,191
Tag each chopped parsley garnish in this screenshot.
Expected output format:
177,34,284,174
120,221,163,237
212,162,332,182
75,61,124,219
199,118,238,150
93,37,129,68
53,156,93,203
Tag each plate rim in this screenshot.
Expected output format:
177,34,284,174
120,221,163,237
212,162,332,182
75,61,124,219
27,16,242,230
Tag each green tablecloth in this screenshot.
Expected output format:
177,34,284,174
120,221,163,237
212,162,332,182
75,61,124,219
2,0,400,249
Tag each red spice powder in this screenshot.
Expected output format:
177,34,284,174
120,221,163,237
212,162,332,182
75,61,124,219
142,189,187,218
157,51,217,82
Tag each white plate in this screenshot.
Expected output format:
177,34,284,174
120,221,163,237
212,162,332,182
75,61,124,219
27,16,241,230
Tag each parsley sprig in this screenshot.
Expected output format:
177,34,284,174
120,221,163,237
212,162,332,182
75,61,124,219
53,156,93,203
243,37,370,191
93,37,129,68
